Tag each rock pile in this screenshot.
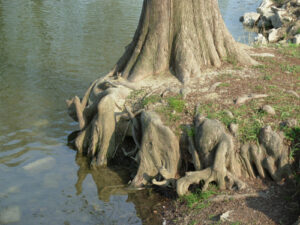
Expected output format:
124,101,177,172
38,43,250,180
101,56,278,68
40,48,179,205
240,0,300,44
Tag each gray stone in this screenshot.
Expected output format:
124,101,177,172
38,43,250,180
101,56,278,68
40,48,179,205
242,12,261,27
268,28,281,43
0,206,21,224
261,105,276,115
292,34,300,45
270,7,286,28
280,119,298,128
23,156,56,173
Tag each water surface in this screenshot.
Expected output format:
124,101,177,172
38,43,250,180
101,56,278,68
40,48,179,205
0,0,259,224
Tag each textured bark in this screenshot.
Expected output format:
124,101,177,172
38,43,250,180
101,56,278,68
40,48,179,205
110,0,255,83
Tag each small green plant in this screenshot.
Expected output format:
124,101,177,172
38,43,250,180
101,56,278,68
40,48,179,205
254,85,264,91
142,94,161,106
283,127,300,160
181,187,217,209
167,95,185,113
263,74,272,80
280,64,300,74
189,221,197,225
219,82,230,87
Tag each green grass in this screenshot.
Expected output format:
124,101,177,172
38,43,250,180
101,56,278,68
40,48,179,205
167,95,185,113
283,127,300,160
142,94,161,106
181,188,217,209
280,64,300,74
275,43,300,59
155,95,186,124
197,102,268,143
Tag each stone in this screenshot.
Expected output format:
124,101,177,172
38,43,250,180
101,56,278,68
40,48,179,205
242,12,261,27
257,0,275,20
0,206,21,224
224,110,234,119
292,34,300,44
254,34,268,45
261,105,276,115
268,28,281,43
23,156,56,173
280,119,298,128
220,210,233,222
229,123,239,137
270,7,286,28
287,90,299,98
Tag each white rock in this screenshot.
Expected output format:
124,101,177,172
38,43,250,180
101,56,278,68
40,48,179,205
268,28,281,43
262,105,276,115
255,34,268,45
0,206,21,224
257,0,275,19
23,156,55,173
242,12,260,27
220,210,233,222
292,34,300,44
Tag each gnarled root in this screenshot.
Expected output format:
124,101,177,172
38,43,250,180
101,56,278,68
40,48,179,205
240,126,291,182
130,111,181,188
176,168,246,196
176,115,246,196
67,78,132,167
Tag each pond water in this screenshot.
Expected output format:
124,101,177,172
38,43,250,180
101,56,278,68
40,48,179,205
0,0,260,224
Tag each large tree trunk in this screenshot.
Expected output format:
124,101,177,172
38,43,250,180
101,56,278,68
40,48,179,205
111,0,255,83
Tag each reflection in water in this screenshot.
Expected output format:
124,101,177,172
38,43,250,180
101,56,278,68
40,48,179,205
75,155,164,225
75,155,130,202
0,0,259,224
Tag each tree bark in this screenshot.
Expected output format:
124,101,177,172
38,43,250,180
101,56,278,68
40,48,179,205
111,0,255,83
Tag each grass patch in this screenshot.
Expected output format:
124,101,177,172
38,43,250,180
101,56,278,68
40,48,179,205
280,64,300,74
167,95,185,113
181,187,217,209
276,43,300,59
197,102,268,143
155,95,186,124
142,94,161,106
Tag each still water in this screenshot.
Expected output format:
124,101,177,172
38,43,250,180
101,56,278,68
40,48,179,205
0,0,260,224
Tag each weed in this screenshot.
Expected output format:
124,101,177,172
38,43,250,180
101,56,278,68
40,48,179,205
142,94,161,106
167,95,185,113
277,43,300,58
189,221,197,225
181,187,217,209
263,74,272,80
219,82,230,87
254,85,264,91
280,64,300,74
